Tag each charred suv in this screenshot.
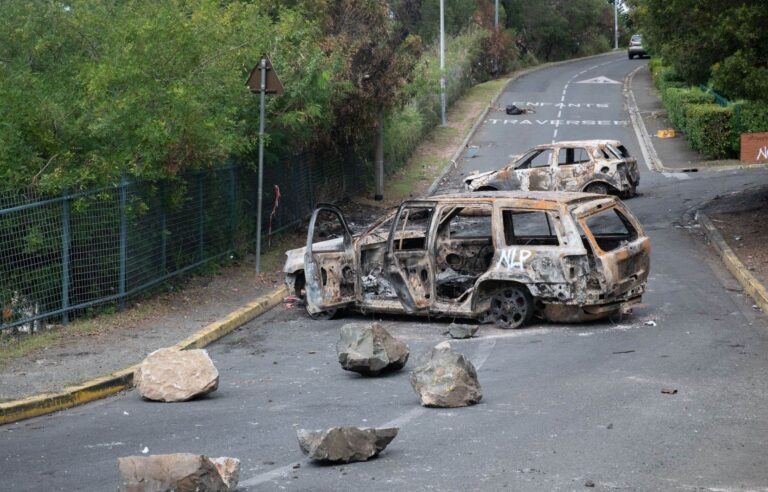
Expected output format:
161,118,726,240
284,192,650,329
464,140,639,198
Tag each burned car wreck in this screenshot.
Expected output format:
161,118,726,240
464,140,640,198
284,191,650,329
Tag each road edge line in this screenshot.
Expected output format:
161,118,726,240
427,50,621,196
0,285,288,426
698,212,768,314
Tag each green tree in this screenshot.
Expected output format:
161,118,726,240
631,0,768,102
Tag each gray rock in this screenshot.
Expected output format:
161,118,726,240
443,323,479,339
336,322,409,375
134,348,219,402
409,341,482,407
118,453,238,492
297,427,398,463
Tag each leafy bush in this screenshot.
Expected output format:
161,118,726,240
662,88,714,130
685,104,735,159
740,101,768,134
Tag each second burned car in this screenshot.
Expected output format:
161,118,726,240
284,191,650,329
463,140,640,198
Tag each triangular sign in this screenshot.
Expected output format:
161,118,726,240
575,76,621,84
246,55,284,95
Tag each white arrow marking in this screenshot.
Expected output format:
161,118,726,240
576,76,621,84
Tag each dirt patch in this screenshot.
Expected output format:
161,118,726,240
705,185,768,287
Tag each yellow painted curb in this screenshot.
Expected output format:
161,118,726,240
699,213,768,314
0,285,288,426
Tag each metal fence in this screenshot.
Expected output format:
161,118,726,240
0,151,362,332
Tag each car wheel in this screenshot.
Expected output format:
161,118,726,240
585,182,609,195
490,285,533,329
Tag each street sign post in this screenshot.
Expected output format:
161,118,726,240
246,55,283,273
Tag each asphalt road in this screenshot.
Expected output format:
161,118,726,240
3,53,768,492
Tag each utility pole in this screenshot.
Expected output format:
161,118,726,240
374,111,384,201
256,58,266,273
494,0,499,74
246,56,283,273
614,0,619,50
439,0,446,126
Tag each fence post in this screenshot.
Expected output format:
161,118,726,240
198,173,204,261
160,181,167,274
61,189,71,324
229,164,236,252
119,175,127,310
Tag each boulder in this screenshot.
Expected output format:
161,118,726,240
409,341,482,408
118,453,238,492
443,323,479,339
336,322,409,375
134,348,219,402
297,427,399,463
210,457,240,490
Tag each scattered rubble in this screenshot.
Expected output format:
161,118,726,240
117,453,239,492
443,323,479,339
409,342,482,408
336,322,409,376
297,427,399,463
134,348,219,402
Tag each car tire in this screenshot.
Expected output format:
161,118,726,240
628,53,634,59
490,285,533,329
585,182,609,195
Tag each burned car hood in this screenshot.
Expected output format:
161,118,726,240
284,237,345,274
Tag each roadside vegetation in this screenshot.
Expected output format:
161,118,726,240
0,0,621,336
628,0,768,159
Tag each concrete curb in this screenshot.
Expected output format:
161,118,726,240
698,212,768,314
0,285,288,426
625,65,670,173
427,51,622,196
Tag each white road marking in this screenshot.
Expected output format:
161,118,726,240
576,76,621,84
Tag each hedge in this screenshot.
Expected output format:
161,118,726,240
740,101,768,134
685,104,735,159
662,87,714,130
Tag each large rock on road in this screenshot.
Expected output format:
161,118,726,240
117,453,239,492
134,348,219,402
297,427,399,463
409,341,482,407
336,322,409,375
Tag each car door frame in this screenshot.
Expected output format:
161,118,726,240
304,204,358,314
514,147,555,191
383,200,437,313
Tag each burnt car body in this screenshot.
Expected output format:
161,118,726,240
463,140,640,198
284,192,650,329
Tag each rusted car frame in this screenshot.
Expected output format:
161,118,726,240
464,140,640,198
284,191,650,329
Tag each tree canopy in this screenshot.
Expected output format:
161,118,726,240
629,0,768,102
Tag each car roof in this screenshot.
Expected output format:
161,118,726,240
415,190,615,207
537,139,624,148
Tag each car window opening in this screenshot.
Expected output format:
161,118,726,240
584,208,638,252
434,205,494,301
502,210,560,247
